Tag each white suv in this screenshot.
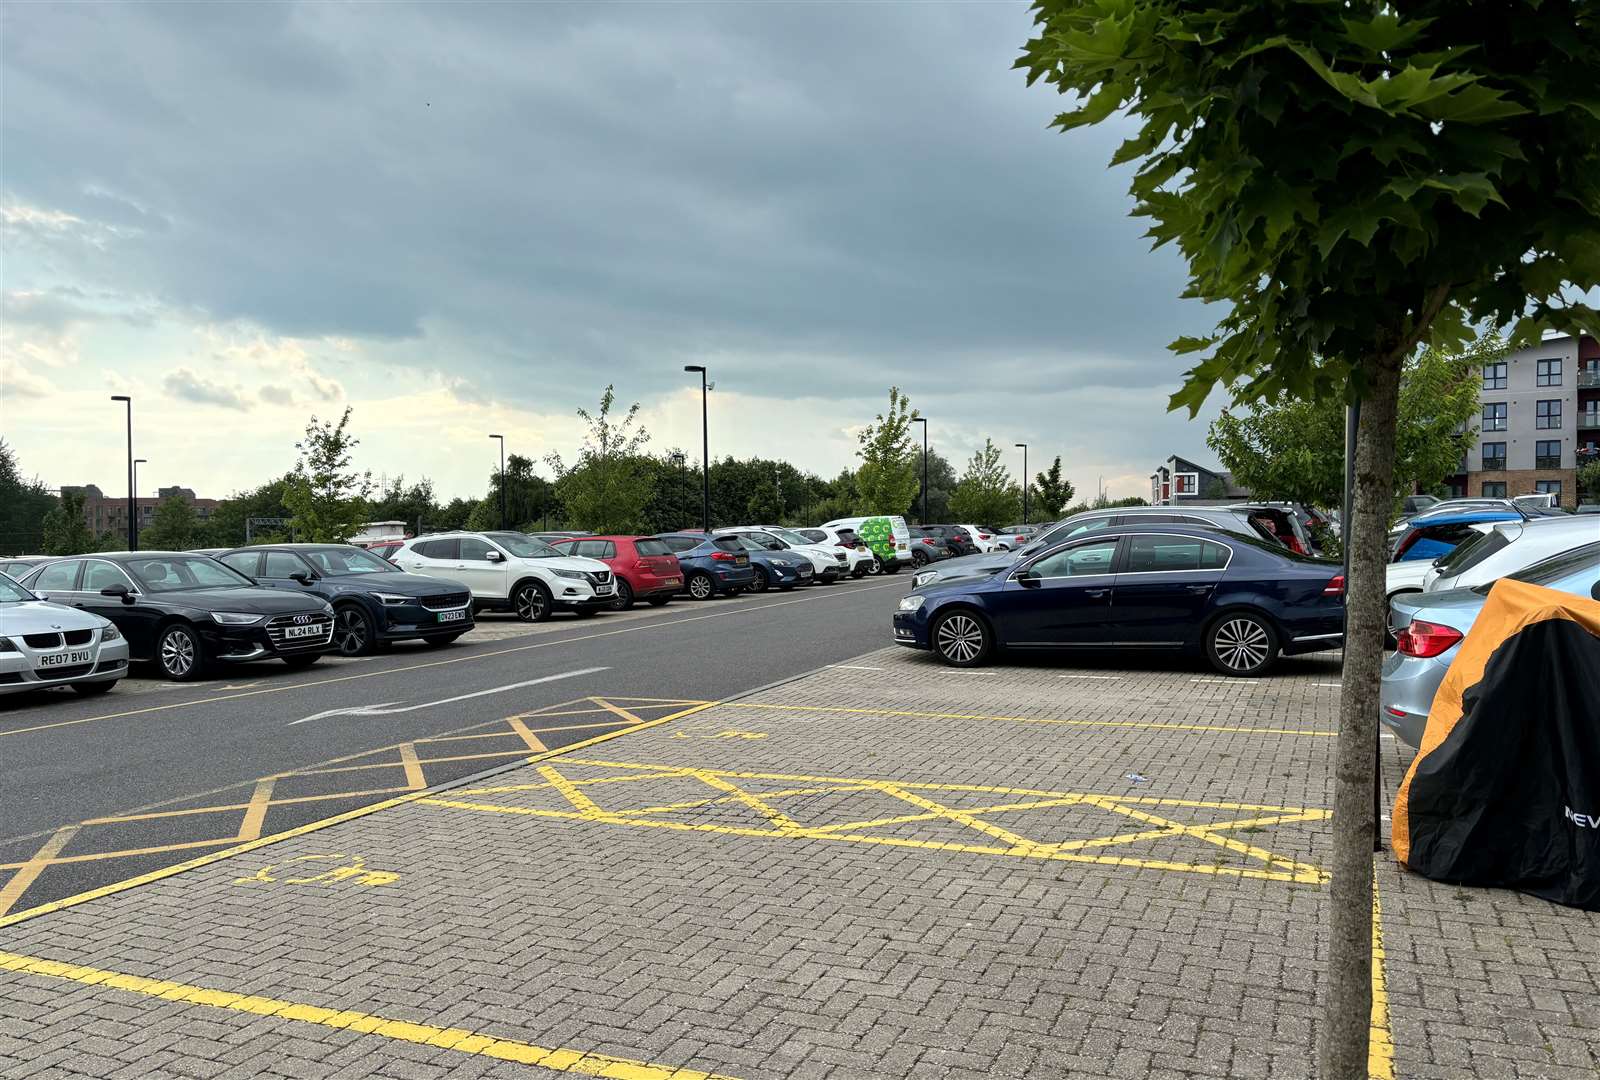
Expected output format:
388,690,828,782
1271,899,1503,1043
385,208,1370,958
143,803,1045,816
715,526,851,582
393,531,615,621
794,526,875,577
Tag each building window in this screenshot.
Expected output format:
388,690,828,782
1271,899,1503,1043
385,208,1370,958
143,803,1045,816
1482,481,1507,497
1537,358,1562,386
1173,473,1197,495
1535,480,1562,498
1482,402,1507,431
1483,362,1508,390
1535,440,1562,469
1536,399,1562,429
1480,442,1507,469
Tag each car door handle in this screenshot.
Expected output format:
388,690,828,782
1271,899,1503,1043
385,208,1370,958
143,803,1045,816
1085,588,1111,598
1185,584,1213,594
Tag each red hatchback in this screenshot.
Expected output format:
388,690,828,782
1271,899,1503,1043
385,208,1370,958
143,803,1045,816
550,535,683,610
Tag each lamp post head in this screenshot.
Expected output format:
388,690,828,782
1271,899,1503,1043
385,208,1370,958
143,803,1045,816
111,394,131,403
489,433,503,440
684,364,706,374
1015,443,1027,450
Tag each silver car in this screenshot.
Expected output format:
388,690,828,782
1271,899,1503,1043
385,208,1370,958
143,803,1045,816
1381,542,1600,747
0,571,129,696
1422,515,1600,593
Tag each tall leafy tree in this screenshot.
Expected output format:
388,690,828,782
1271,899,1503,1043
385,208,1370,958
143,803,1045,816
0,440,58,555
40,489,97,555
855,387,920,515
207,477,295,547
284,407,374,543
140,495,201,551
1031,456,1075,520
368,476,442,533
1020,3,1600,1074
949,439,1022,525
1208,341,1492,509
547,386,654,534
1578,457,1600,507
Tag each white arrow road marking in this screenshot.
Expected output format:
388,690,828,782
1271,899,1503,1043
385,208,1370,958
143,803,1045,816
288,666,609,726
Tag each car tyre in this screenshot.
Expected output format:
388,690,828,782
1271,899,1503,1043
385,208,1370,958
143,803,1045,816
157,623,205,682
851,566,867,579
424,633,464,648
931,610,992,667
749,566,771,593
1204,612,1279,676
880,560,900,575
686,573,716,601
911,550,929,567
332,604,376,657
72,680,116,696
865,556,882,576
513,581,553,622
610,579,635,611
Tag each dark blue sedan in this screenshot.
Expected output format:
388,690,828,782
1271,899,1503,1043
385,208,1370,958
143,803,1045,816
654,533,758,600
218,544,472,656
893,525,1346,675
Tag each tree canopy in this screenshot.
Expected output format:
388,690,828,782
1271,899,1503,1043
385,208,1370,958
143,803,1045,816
40,490,97,556
1031,456,1075,520
949,438,1022,526
855,388,920,516
0,439,58,556
547,386,655,534
284,407,375,543
140,496,202,551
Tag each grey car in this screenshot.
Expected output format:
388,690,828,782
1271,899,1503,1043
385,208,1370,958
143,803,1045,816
909,504,1292,589
1381,541,1600,748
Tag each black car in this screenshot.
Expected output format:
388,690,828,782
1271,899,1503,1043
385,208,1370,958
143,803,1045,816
921,524,979,557
20,552,336,681
217,544,472,657
907,528,955,566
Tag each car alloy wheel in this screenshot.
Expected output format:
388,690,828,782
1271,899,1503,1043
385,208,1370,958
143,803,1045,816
611,579,635,611
1209,615,1275,675
333,605,375,656
687,573,715,600
750,567,770,593
514,582,552,622
159,625,201,681
865,556,882,576
932,611,990,667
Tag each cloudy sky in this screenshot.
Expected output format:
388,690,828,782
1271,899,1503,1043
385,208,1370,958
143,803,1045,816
1,1,1224,506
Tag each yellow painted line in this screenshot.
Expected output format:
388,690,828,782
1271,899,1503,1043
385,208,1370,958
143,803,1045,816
77,786,414,829
1,582,893,739
873,782,1042,853
506,716,548,753
0,827,80,918
235,779,276,842
589,697,647,726
724,701,1336,737
0,950,739,1080
1083,797,1328,883
0,698,724,930
538,766,609,818
419,797,1320,883
688,771,805,833
1370,879,1395,1080
398,743,426,791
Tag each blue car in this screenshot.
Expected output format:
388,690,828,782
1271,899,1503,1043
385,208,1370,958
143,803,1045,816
654,533,758,600
893,524,1346,675
720,535,814,592
1389,509,1526,563
218,544,473,656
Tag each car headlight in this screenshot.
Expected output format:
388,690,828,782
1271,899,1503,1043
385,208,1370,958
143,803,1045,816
913,572,937,587
372,592,412,607
212,612,265,625
100,624,122,642
898,595,926,612
0,636,15,653
552,569,587,580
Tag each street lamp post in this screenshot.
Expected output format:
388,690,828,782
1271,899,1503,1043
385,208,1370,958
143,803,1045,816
111,395,135,550
912,417,928,524
684,366,710,532
489,434,506,530
1015,443,1029,524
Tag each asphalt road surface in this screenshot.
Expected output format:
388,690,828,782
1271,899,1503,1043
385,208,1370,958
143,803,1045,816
0,576,908,916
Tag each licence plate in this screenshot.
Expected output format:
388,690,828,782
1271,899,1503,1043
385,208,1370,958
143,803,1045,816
37,650,92,669
799,566,813,576
736,557,748,565
664,577,681,586
595,584,614,595
283,624,323,640
437,608,466,623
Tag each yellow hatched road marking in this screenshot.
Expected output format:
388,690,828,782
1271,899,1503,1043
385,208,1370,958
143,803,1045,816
539,766,610,818
687,771,806,833
235,780,276,842
0,828,80,918
872,782,1042,853
398,744,426,791
0,949,739,1080
505,716,548,753
724,701,1336,737
1081,796,1327,882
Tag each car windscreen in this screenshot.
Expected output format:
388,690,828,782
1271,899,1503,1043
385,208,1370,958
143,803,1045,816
634,539,672,557
486,532,560,558
126,556,255,592
729,536,765,552
768,528,812,546
1433,525,1516,579
0,574,32,602
303,547,397,575
1486,541,1600,592
713,538,746,553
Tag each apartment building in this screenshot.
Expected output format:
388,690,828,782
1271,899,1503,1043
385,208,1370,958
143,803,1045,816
62,484,220,537
1443,332,1600,506
1149,456,1249,505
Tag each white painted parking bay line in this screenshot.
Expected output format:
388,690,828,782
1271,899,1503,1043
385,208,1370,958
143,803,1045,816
1059,674,1124,681
827,665,885,672
288,667,609,725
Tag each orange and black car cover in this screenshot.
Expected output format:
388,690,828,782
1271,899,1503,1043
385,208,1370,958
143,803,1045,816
1394,577,1600,908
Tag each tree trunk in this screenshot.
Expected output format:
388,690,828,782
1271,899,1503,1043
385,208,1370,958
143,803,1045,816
1319,351,1404,1079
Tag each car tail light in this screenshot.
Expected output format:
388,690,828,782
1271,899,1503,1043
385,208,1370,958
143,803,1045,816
978,533,991,540
1285,534,1308,554
710,551,737,561
1395,620,1463,658
1322,575,1345,597
921,538,937,546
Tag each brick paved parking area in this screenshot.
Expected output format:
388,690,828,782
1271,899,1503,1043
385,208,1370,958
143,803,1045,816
4,647,1599,1079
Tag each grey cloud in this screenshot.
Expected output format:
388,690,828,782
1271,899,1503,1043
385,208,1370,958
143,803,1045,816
259,385,295,406
163,367,249,410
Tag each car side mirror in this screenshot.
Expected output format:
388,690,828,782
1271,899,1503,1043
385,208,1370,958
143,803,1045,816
100,584,135,604
1592,580,1600,602
485,550,504,562
289,571,316,586
1016,568,1040,588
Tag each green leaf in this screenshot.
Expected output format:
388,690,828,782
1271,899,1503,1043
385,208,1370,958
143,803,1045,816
1171,335,1218,355
1415,82,1531,123
1341,13,1432,56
